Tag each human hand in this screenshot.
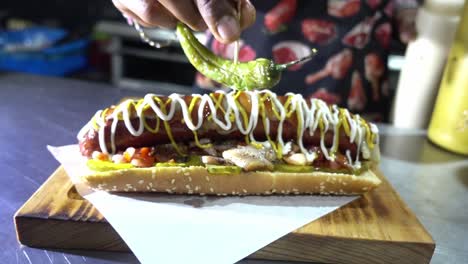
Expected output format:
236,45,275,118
113,0,256,43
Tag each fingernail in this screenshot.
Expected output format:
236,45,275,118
121,13,133,26
217,16,239,42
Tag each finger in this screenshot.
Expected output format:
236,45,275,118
239,0,256,30
158,0,207,31
114,3,155,28
113,0,178,28
196,0,256,44
195,0,239,43
123,11,155,28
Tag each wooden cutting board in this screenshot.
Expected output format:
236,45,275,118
15,167,435,263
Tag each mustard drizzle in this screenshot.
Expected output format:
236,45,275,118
80,90,379,169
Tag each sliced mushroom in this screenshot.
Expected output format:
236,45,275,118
222,146,274,171
201,156,225,165
283,153,312,166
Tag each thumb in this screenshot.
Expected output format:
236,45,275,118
196,0,255,43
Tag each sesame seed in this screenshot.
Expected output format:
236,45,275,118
151,188,157,191
188,190,194,194
265,191,271,195
138,180,144,185
210,188,214,192
281,190,285,194
172,187,177,190
146,186,151,190
271,189,276,193
184,172,190,176
171,179,175,184
123,188,129,192
185,185,191,190
166,189,173,193
292,188,298,192
205,176,210,182
188,176,192,182
232,191,236,195
152,169,156,179
149,182,153,187
195,186,200,191
242,189,247,193
176,169,182,174
362,187,368,191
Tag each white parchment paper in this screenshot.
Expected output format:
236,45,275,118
48,145,357,264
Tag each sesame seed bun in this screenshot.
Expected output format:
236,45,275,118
82,166,381,195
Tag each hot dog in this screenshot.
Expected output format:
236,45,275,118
77,90,381,195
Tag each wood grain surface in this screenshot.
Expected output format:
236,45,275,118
15,167,435,263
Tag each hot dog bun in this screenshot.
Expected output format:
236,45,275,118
78,91,382,196
82,166,381,195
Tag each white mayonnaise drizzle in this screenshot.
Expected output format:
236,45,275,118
80,90,379,169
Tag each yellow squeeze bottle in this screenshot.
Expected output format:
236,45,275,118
428,1,468,155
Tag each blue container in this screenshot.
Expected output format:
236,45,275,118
0,27,89,76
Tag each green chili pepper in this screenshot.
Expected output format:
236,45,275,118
176,22,317,91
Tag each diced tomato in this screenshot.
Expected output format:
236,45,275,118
140,147,150,157
128,147,156,167
92,151,109,161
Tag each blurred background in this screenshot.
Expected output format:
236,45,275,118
0,0,410,92
0,0,418,91
0,0,201,92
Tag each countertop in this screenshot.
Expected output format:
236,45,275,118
1,73,467,264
